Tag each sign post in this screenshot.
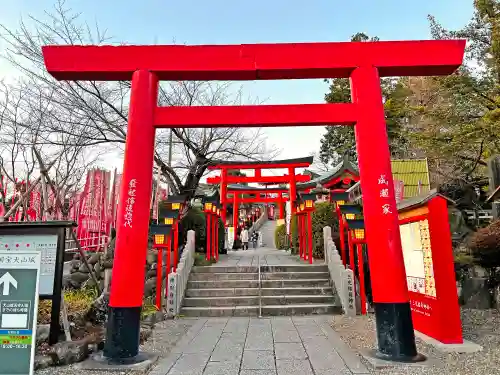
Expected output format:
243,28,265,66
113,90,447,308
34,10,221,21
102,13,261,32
0,251,41,375
0,221,75,345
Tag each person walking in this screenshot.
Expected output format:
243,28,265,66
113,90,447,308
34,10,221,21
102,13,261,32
251,230,259,249
241,227,249,250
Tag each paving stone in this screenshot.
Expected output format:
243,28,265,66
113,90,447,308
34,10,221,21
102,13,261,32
240,370,277,375
313,369,353,375
220,331,247,343
167,352,210,375
245,336,274,350
276,359,314,375
272,330,301,343
274,342,308,360
242,350,276,370
210,339,244,361
308,350,347,371
203,361,241,375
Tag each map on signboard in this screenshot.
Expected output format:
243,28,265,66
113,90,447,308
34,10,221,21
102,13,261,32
0,235,58,295
400,219,436,297
400,221,426,294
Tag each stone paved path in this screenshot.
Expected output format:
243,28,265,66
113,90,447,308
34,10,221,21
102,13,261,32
217,247,304,267
150,316,369,375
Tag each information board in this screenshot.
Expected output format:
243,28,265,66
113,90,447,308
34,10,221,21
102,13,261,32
0,251,41,375
0,235,58,295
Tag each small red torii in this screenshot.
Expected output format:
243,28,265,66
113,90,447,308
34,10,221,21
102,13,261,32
206,157,313,239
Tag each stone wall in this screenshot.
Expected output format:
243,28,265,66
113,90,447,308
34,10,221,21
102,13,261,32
63,239,182,301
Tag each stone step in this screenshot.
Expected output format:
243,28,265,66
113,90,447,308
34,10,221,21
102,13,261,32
261,287,333,296
261,295,334,305
187,278,331,289
180,306,259,317
189,273,259,281
186,288,259,297
183,296,258,307
260,265,328,273
192,266,257,274
187,280,259,289
185,286,334,297
262,303,342,316
179,303,341,317
191,264,328,274
261,279,331,288
182,294,335,307
261,272,330,280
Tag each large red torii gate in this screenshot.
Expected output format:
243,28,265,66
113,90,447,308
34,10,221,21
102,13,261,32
42,39,465,364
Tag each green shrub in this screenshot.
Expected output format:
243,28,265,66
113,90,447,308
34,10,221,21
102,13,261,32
194,252,217,266
290,214,299,255
180,207,206,251
218,218,225,252
274,224,287,249
311,202,338,259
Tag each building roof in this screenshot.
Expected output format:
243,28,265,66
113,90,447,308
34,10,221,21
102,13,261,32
297,155,358,190
391,159,431,199
303,158,431,200
397,188,455,212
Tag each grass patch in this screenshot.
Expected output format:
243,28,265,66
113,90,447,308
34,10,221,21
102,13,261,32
141,297,159,319
194,252,216,266
38,288,98,324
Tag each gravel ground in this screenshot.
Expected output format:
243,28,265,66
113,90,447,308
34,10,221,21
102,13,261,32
331,308,500,375
37,318,196,375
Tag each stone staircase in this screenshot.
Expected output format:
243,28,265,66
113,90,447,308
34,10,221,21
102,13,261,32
180,264,342,317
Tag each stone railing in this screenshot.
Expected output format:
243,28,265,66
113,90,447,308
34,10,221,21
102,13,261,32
250,209,267,234
166,230,196,317
323,226,356,317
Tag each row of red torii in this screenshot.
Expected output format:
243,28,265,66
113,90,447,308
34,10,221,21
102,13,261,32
203,156,356,264
42,38,466,364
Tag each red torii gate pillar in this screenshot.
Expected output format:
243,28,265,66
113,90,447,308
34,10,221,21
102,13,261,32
42,39,464,364
232,193,239,241
278,193,285,220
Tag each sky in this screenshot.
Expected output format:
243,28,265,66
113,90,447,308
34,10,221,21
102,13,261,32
0,0,475,178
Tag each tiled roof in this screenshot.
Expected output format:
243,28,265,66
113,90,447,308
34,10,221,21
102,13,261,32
297,156,358,190
391,159,431,199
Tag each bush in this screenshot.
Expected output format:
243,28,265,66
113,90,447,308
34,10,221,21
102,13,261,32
311,202,338,259
290,214,299,255
180,207,206,251
469,219,500,269
194,252,216,266
274,224,287,249
468,219,500,292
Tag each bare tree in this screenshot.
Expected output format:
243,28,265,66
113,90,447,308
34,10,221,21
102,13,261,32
0,0,278,202
0,80,101,218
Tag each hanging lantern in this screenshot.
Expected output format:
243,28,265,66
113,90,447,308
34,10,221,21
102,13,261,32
339,204,363,221
331,192,350,207
150,225,172,248
345,218,366,241
165,194,187,213
300,193,316,211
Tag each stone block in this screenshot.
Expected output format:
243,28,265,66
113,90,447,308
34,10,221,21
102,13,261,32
242,350,275,370
276,359,314,375
275,342,307,360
